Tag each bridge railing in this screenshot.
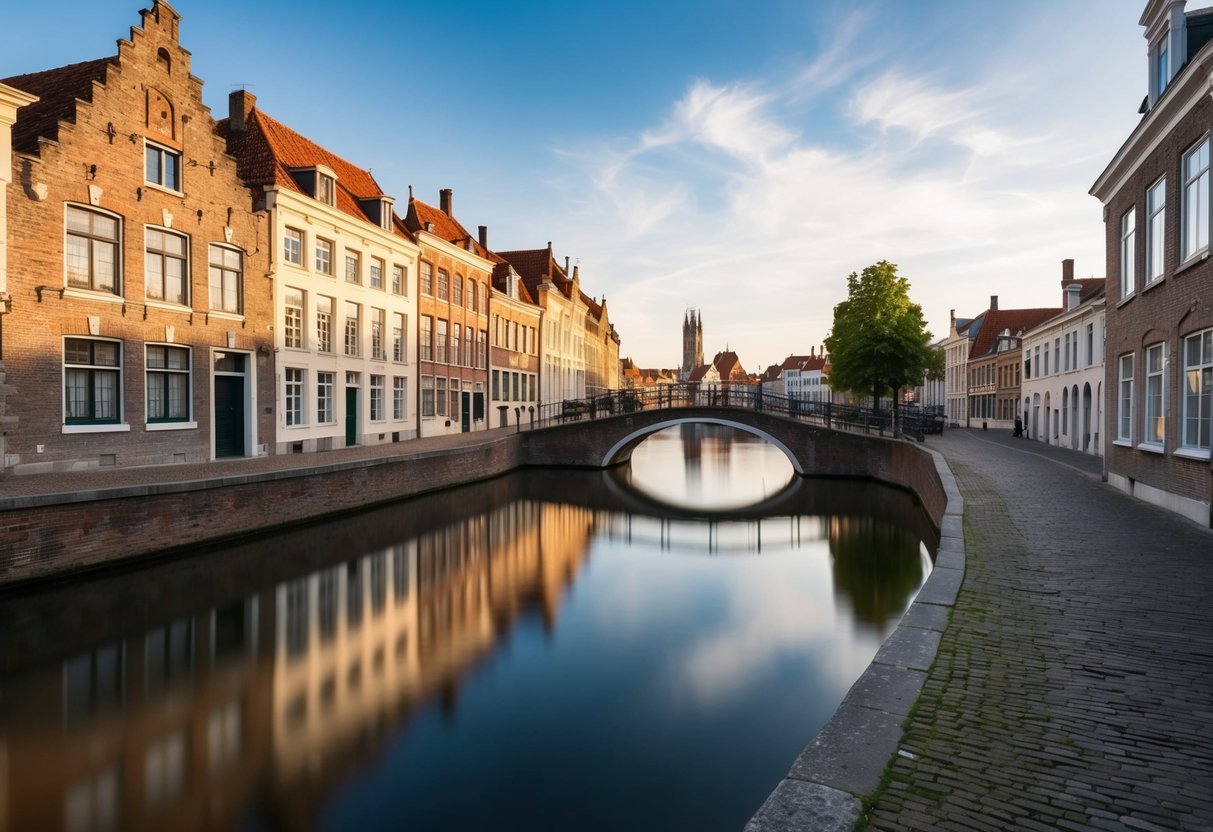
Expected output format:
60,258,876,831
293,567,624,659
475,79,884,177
524,383,942,440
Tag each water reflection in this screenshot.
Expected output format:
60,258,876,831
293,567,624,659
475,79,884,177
625,424,796,510
0,454,934,831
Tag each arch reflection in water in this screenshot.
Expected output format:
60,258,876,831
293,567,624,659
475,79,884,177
0,465,934,832
623,423,797,511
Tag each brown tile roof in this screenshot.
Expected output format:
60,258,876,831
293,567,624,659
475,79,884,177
404,197,492,261
497,248,575,303
711,350,748,380
219,108,415,241
970,307,1062,360
1071,278,1106,303
3,57,115,155
489,261,537,305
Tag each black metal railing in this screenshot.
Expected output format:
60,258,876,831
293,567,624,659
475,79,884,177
514,383,945,440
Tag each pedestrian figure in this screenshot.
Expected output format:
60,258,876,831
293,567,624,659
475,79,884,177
1013,416,1023,438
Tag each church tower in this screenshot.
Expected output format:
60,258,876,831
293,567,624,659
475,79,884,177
681,309,704,380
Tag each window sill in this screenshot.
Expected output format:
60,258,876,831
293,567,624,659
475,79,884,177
62,423,131,434
208,310,245,322
1175,250,1209,277
1112,439,1133,448
1141,275,1166,294
143,181,184,198
1135,442,1165,454
145,299,192,313
1173,447,1211,461
146,421,198,432
64,287,123,304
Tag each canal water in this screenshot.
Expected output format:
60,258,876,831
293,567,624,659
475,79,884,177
0,424,935,832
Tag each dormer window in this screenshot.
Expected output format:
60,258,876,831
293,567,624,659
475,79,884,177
317,172,335,206
1154,37,1169,98
379,198,392,230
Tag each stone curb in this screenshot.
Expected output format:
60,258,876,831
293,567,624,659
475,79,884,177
745,446,963,831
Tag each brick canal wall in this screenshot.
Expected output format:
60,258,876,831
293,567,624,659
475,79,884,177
0,415,946,586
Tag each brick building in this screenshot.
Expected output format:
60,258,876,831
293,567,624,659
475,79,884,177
486,246,541,428
1091,0,1213,525
403,190,492,436
1,1,273,473
965,296,1060,431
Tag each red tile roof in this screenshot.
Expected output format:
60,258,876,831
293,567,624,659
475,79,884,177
219,108,415,241
970,307,1062,360
3,57,115,155
405,197,492,261
497,248,576,303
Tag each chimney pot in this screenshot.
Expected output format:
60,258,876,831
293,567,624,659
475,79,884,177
439,188,452,216
990,295,998,312
478,225,488,249
1062,258,1074,283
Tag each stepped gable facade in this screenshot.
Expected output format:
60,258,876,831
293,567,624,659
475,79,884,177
1,0,273,472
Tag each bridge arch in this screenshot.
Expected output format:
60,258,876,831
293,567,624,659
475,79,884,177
600,416,806,474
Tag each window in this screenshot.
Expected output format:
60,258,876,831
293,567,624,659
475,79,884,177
146,344,190,423
1182,136,1209,261
393,377,406,420
464,328,474,368
492,369,500,400
285,368,304,426
1155,37,1169,99
317,172,335,206
393,313,406,362
478,330,488,369
145,228,188,305
437,268,449,301
145,141,181,191
450,378,460,419
64,338,121,424
318,371,335,424
392,264,405,295
370,375,384,421
208,245,242,313
1086,323,1095,366
420,261,433,296
420,316,433,362
469,280,477,312
436,319,448,364
436,377,447,416
315,238,333,274
1182,329,1212,452
284,288,304,349
371,308,385,359
370,258,384,290
1144,342,1165,445
450,323,461,367
1147,178,1166,285
65,205,121,294
421,376,434,416
284,228,302,266
344,302,360,356
345,250,360,284
453,275,463,306
1118,353,1134,442
316,296,333,353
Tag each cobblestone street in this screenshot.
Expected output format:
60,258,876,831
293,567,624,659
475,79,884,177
865,430,1213,832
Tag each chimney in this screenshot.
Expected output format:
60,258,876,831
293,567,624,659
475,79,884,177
439,188,453,216
564,256,570,275
478,225,488,249
950,309,956,328
228,89,255,133
990,295,998,312
1066,283,1082,311
1062,258,1074,283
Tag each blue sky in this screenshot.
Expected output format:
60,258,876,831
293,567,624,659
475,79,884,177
3,0,1161,369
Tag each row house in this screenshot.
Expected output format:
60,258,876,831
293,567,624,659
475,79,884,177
760,350,831,402
221,92,421,453
965,296,1060,430
403,190,492,436
1,1,274,473
487,246,542,428
1091,0,1213,526
942,310,982,426
688,350,749,393
498,246,588,407
1020,271,1106,453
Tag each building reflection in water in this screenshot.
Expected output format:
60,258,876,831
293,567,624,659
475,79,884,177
0,459,930,831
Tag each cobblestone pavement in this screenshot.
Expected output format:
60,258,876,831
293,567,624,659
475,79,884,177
865,429,1213,832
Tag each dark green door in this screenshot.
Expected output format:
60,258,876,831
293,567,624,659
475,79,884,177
461,392,471,432
345,387,358,446
214,375,244,458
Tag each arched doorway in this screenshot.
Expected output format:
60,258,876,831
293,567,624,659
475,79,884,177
1032,393,1041,441
1082,382,1092,453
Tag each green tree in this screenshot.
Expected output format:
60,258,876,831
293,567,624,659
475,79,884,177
823,260,940,433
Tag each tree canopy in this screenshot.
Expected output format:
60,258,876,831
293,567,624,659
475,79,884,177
823,260,941,411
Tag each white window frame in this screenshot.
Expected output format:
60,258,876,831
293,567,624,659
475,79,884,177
63,337,129,433
283,287,304,350
1117,353,1134,444
1146,177,1166,286
145,343,195,429
317,371,335,424
316,295,333,353
392,376,406,420
207,243,243,315
1181,328,1212,455
1142,342,1165,448
283,227,303,266
285,367,305,427
144,139,182,192
315,238,334,275
1182,135,1209,263
369,375,385,422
